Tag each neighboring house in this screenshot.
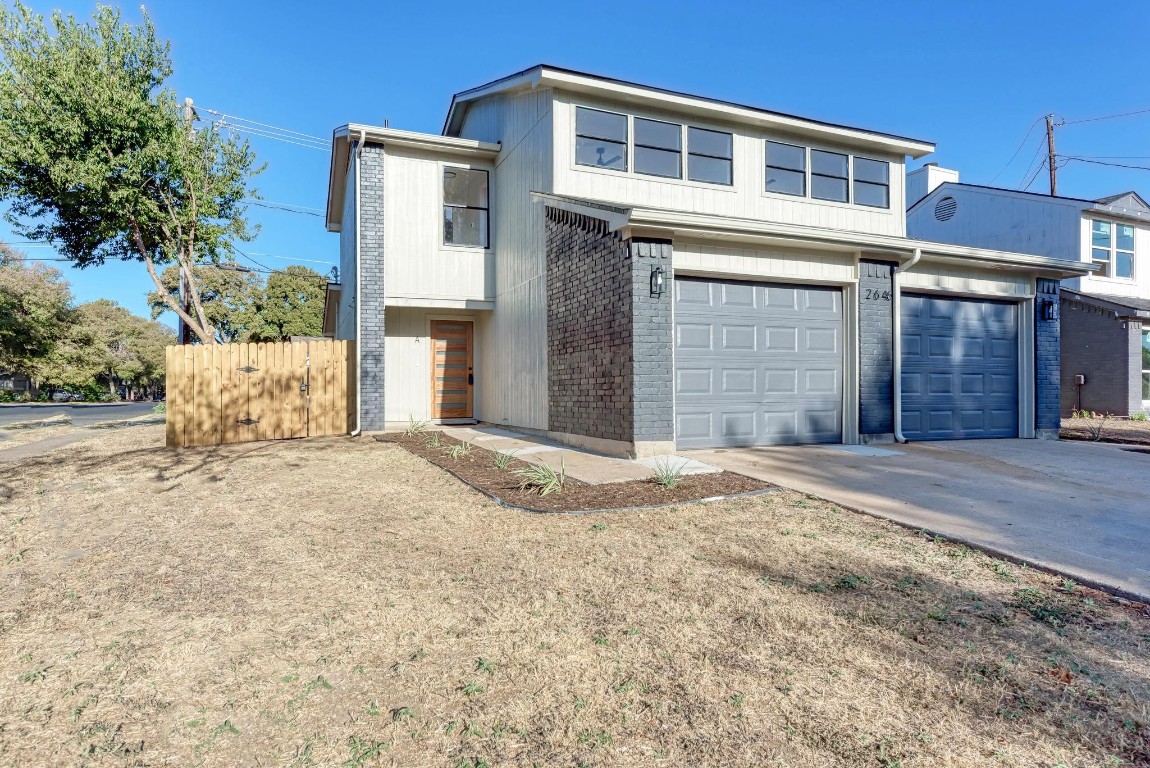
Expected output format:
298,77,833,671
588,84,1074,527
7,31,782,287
907,167,1148,417
0,372,33,394
324,65,1090,456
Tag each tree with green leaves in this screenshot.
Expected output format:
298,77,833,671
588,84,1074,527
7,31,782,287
147,262,262,343
250,265,326,341
0,243,72,374
0,2,261,344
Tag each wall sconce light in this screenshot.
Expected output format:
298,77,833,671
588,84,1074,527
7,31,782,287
1041,299,1056,321
650,266,666,298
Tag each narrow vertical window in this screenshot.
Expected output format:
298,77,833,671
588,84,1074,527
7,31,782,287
765,141,806,196
1091,220,1112,278
687,127,733,185
634,117,682,179
575,107,627,171
853,157,890,208
1116,222,1135,279
443,167,489,248
810,150,849,202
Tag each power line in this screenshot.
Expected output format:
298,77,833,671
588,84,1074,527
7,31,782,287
1016,135,1048,190
1021,158,1048,192
211,120,327,151
987,116,1045,184
242,198,323,213
199,107,326,142
1061,107,1150,125
1061,156,1150,172
244,199,325,217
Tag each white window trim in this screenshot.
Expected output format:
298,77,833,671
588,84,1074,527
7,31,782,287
760,139,893,213
1089,218,1136,282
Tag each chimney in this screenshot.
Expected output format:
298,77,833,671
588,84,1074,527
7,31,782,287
906,163,959,208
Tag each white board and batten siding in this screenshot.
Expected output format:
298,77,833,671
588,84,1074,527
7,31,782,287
901,263,1034,299
382,145,494,304
383,307,483,424
551,93,907,239
455,88,555,431
673,240,857,284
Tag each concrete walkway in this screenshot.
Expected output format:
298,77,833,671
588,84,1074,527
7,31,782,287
0,431,97,463
685,439,1150,601
440,426,719,485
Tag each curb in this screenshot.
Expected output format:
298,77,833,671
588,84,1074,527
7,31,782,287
380,441,778,515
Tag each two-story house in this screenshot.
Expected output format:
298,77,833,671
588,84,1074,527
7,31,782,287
907,166,1148,417
324,65,1090,457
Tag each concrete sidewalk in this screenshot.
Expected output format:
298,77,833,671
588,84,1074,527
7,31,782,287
439,425,719,485
686,439,1150,601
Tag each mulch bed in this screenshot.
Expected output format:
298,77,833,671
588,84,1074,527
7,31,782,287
377,432,772,512
1060,417,1150,446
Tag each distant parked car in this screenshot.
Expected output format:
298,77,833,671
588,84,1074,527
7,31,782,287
50,391,83,402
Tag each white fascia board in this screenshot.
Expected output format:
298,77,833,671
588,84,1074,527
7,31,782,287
1085,202,1150,224
326,124,501,231
621,205,1096,277
537,69,935,158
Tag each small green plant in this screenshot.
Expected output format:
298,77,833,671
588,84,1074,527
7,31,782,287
425,432,441,449
492,450,517,469
460,682,485,697
475,658,496,676
1071,409,1112,440
445,441,472,459
152,402,167,414
515,460,565,496
1130,411,1149,422
651,457,687,489
836,574,872,590
1013,586,1072,626
391,707,416,722
729,693,746,708
590,521,608,532
405,415,430,436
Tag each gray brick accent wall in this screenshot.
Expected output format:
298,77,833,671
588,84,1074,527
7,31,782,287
1034,279,1061,431
1060,295,1142,416
544,209,675,449
358,145,386,431
630,239,674,444
858,259,895,436
545,209,634,443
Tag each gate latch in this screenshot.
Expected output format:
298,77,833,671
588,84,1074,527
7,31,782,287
300,379,308,392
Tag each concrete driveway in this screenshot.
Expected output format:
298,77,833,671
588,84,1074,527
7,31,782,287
685,439,1150,601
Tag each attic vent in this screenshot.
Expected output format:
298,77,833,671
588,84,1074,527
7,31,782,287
934,196,958,222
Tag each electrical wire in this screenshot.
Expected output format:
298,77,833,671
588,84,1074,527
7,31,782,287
1061,107,1150,125
1020,158,1048,192
987,116,1045,184
1016,135,1048,190
199,107,326,142
244,199,324,217
211,120,327,151
1061,157,1150,172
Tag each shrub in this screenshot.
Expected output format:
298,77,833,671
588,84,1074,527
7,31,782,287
493,450,517,470
515,460,565,496
651,458,688,489
404,415,429,436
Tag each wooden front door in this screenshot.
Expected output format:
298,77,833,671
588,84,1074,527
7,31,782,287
430,320,474,419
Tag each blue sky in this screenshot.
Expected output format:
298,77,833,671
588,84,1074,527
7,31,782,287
4,0,1149,321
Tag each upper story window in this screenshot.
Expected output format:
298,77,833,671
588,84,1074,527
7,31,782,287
634,117,682,179
1091,219,1135,279
810,150,849,203
443,167,489,248
687,127,733,185
765,141,806,196
853,157,890,208
764,140,891,210
575,107,627,171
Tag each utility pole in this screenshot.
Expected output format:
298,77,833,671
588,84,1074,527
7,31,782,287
1046,114,1058,196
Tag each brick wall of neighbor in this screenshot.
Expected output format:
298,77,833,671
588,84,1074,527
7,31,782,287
858,259,895,437
629,239,674,445
544,209,675,449
1034,279,1061,433
545,208,635,443
358,145,386,431
1059,296,1140,416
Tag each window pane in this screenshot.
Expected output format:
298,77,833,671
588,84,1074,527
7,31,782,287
811,149,848,178
444,207,488,248
576,107,626,142
1143,372,1150,401
443,168,487,208
1117,224,1135,251
766,167,805,196
635,118,681,151
635,146,681,178
1142,330,1150,369
576,137,626,170
854,157,889,184
766,141,805,171
688,154,732,185
1117,251,1134,278
1092,220,1112,248
1092,247,1111,263
688,126,732,159
811,174,848,202
854,180,889,208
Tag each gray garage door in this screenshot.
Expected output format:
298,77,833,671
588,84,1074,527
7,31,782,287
900,294,1018,440
674,278,843,448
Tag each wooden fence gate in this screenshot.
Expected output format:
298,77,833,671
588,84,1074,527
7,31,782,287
165,339,356,448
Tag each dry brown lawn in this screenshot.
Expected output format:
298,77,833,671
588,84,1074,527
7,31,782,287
0,426,1148,768
0,424,74,451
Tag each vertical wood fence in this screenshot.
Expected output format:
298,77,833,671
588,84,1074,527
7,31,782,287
165,339,356,448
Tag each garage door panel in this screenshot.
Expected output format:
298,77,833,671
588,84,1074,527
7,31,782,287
900,294,1018,440
675,278,843,448
676,279,713,306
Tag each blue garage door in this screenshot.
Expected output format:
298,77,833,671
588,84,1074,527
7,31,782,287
674,278,843,448
901,294,1018,440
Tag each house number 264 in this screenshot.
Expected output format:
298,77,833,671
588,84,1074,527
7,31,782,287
864,290,892,301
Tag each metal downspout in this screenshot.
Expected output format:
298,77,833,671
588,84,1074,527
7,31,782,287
351,130,366,436
892,248,922,443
